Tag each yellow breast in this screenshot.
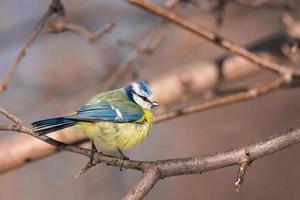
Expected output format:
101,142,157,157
76,109,154,151
136,109,154,124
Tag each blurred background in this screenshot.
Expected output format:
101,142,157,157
1,0,300,199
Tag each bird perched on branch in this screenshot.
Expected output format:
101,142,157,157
32,80,159,160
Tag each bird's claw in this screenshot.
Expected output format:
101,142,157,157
75,141,99,178
118,148,130,171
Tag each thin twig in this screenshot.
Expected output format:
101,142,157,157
0,0,114,92
0,1,58,91
0,106,141,169
58,21,115,43
0,107,24,124
155,77,287,123
234,151,251,192
45,10,116,43
0,0,67,91
0,107,89,156
212,0,228,26
102,21,168,90
74,160,97,178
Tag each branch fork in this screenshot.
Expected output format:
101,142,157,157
0,0,115,92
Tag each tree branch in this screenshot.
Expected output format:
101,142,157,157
1,3,299,176
0,50,298,175
129,0,292,77
2,106,300,199
0,0,114,92
2,1,300,199
45,16,115,43
154,76,286,123
0,0,57,91
122,168,160,200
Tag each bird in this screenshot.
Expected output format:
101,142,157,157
32,80,159,160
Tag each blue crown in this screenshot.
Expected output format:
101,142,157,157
124,80,152,102
135,80,152,96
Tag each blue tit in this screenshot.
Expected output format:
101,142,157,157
32,80,159,157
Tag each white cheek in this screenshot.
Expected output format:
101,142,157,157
133,94,152,110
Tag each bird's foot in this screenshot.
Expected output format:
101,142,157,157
118,148,130,171
75,141,99,178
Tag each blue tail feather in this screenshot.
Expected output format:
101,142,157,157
32,117,76,135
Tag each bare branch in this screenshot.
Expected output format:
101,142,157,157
211,0,228,26
0,107,143,170
0,0,114,92
0,30,298,174
0,0,58,91
122,168,160,200
0,107,24,124
2,106,300,199
2,1,300,199
67,22,115,43
0,107,89,156
0,49,297,174
129,0,292,76
46,16,116,43
149,33,289,106
122,126,300,199
154,77,286,123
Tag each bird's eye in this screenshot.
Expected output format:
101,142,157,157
140,95,148,102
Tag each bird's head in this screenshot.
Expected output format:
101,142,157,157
124,80,159,110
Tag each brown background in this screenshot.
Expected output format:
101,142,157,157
1,0,300,199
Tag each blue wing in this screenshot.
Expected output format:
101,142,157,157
69,90,144,123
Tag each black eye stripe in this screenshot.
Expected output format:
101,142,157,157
141,96,148,101
138,94,149,102
133,91,151,103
